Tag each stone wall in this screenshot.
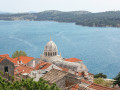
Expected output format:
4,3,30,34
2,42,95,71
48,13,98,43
0,59,14,76
55,74,81,90
56,77,66,90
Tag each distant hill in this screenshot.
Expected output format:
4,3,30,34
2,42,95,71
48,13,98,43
0,10,120,27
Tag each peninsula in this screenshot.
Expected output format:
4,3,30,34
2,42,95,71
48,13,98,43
0,10,120,27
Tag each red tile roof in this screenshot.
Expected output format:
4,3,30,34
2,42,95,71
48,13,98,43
59,67,69,72
14,65,34,75
0,57,15,64
70,82,115,90
65,58,82,62
0,54,9,58
0,57,5,62
0,54,34,65
88,83,116,90
0,54,11,63
35,61,51,70
14,56,34,64
78,72,82,76
70,84,79,90
81,79,92,84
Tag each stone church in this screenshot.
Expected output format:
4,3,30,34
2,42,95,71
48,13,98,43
40,38,89,78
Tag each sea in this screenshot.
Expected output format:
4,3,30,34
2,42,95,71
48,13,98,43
0,20,120,78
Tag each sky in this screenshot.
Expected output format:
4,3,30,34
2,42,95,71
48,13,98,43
0,0,120,13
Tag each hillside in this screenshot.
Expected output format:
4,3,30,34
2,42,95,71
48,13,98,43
0,10,120,27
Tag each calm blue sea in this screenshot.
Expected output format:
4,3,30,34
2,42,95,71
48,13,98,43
0,21,120,78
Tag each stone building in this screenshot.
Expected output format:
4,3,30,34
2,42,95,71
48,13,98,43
40,39,88,72
26,58,40,67
42,69,81,90
40,39,90,80
0,57,14,76
42,69,116,90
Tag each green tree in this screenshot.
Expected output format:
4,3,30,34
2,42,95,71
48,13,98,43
113,72,120,86
94,73,107,78
0,77,61,90
12,50,27,58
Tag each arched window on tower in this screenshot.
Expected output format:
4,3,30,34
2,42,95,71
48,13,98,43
53,52,54,56
55,52,56,55
48,52,49,56
51,52,52,56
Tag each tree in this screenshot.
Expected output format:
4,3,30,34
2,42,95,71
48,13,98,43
113,72,120,86
0,77,61,90
94,73,107,78
12,50,27,58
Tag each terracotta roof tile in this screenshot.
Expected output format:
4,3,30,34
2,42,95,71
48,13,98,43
59,67,69,72
0,54,34,65
65,58,82,62
70,82,115,90
35,61,51,70
88,83,116,90
81,79,92,84
14,65,34,75
70,84,79,90
0,54,9,58
0,57,5,62
14,56,34,64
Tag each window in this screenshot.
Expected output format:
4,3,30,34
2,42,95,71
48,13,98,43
4,66,8,72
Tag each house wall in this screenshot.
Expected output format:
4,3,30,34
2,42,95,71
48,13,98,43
0,59,14,76
46,64,62,71
55,74,81,90
26,59,40,67
65,76,81,84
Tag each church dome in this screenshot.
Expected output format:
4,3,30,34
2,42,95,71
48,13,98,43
44,40,58,56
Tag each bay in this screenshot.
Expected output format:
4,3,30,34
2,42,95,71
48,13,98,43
0,20,120,78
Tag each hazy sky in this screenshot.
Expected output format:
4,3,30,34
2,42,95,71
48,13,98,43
0,0,120,13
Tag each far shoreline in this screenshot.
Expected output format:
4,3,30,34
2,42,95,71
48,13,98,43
0,20,120,28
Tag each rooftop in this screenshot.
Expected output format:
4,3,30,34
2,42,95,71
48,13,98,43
0,54,9,58
42,69,68,84
14,56,34,64
14,65,34,75
35,61,51,70
70,84,79,90
88,83,116,90
0,54,34,65
0,57,5,63
65,58,82,62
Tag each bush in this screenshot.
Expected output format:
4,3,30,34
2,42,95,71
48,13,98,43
94,73,107,78
94,78,113,87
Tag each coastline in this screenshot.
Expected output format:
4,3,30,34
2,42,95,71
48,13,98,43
0,19,120,28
